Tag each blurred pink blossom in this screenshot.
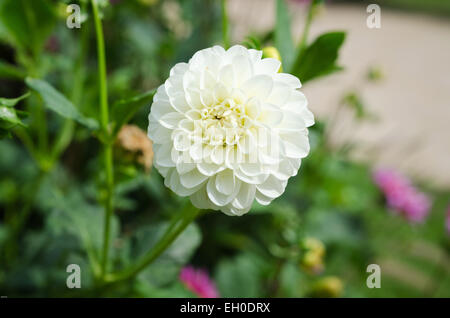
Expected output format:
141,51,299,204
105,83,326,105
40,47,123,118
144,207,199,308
373,168,431,223
179,266,220,298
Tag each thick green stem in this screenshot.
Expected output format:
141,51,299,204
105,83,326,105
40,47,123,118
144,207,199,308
221,0,230,49
91,0,114,279
104,202,200,283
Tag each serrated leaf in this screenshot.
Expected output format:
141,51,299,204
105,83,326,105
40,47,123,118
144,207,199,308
26,78,99,130
111,89,156,135
292,31,346,83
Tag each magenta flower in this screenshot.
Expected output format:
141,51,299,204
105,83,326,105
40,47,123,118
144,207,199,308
179,266,220,298
373,168,431,223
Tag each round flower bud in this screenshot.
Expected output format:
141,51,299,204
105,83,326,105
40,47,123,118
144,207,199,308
300,237,325,274
311,276,343,298
262,46,283,72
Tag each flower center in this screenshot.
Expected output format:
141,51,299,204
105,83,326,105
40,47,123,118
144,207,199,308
199,98,250,147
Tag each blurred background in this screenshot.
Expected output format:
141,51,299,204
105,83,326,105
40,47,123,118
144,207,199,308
0,0,449,297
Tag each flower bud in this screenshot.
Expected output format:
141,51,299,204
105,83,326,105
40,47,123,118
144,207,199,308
262,47,283,72
138,0,158,6
311,276,343,298
302,237,325,257
300,237,325,274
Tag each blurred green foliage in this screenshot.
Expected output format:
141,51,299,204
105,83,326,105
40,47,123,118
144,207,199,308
0,0,448,298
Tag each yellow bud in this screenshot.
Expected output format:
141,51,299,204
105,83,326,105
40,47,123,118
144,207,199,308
302,251,323,269
302,237,325,258
262,47,283,72
56,3,70,19
311,276,343,298
138,0,158,6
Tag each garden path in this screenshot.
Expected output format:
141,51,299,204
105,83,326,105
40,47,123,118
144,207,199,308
229,1,450,188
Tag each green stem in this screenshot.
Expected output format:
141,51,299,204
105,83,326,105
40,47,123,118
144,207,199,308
291,0,317,74
91,0,114,279
100,144,114,276
298,0,316,56
92,0,109,131
104,202,200,283
51,1,89,162
221,0,230,49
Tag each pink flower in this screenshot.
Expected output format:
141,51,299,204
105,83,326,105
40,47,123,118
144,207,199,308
179,266,220,298
373,168,431,223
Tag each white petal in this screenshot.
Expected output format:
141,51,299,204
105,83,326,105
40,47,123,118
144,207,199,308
148,116,171,144
267,82,291,106
197,162,224,176
158,112,185,129
232,183,256,210
185,88,202,109
211,146,226,165
256,175,286,199
151,99,175,119
190,185,215,210
169,93,191,113
232,55,253,86
219,64,235,88
259,103,283,126
173,131,191,151
170,62,189,76
207,176,235,206
241,74,273,100
213,82,230,103
282,132,310,159
255,58,281,75
154,143,175,167
255,190,273,205
166,168,203,196
179,168,208,189
274,73,302,89
215,169,235,195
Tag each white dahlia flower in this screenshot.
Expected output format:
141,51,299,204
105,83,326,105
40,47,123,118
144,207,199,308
148,45,314,216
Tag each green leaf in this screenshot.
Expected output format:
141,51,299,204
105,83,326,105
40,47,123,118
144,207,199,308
127,222,201,287
275,0,295,71
111,89,156,135
0,60,26,80
0,0,56,53
0,106,25,129
0,92,28,137
292,31,346,83
215,253,263,297
0,92,29,107
26,78,99,130
44,184,119,272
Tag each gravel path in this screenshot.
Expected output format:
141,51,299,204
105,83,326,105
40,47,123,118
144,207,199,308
228,1,450,188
